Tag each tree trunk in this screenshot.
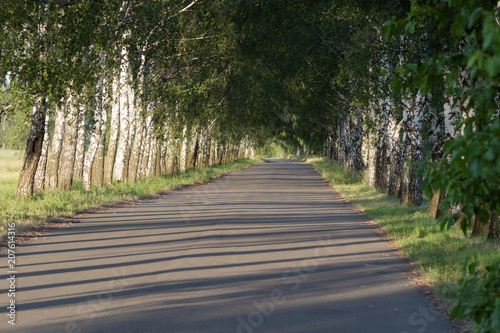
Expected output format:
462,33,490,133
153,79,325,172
398,104,410,204
208,137,215,167
205,134,212,167
113,79,131,182
91,93,108,188
147,135,158,177
470,215,489,237
58,97,79,191
83,80,104,191
179,126,188,173
128,117,145,182
73,105,86,180
16,97,47,198
363,107,377,186
407,92,425,206
140,109,154,177
187,129,199,170
34,109,51,191
104,76,121,185
352,111,364,172
387,117,401,196
1,113,6,149
155,145,161,177
487,212,499,241
428,100,445,217
172,137,180,174
375,104,388,192
443,95,461,215
160,122,170,174
124,83,136,180
165,134,176,176
45,104,65,190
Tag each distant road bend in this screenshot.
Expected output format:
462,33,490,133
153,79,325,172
1,159,454,333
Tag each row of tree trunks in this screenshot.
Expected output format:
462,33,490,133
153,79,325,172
325,90,427,207
16,87,254,199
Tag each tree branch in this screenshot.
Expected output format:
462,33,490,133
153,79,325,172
28,0,77,6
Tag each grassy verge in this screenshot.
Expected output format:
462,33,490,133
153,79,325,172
290,155,500,307
0,155,264,242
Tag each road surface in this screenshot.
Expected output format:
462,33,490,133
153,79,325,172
1,159,454,333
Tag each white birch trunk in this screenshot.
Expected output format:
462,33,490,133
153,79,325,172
214,141,219,165
113,44,131,182
128,117,146,182
140,110,154,177
146,135,158,177
92,89,109,188
34,110,51,191
387,115,401,196
58,96,78,191
73,104,86,180
83,78,105,191
124,82,136,179
179,126,188,173
104,76,121,185
398,105,410,204
407,92,425,206
45,104,65,190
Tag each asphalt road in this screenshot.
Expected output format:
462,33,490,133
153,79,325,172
1,158,454,333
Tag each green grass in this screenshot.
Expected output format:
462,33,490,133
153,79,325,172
0,149,23,182
290,155,500,307
0,153,264,242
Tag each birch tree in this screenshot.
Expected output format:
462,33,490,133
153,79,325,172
33,110,50,191
45,104,65,190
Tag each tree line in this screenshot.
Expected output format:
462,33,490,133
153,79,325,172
0,1,257,198
0,0,498,240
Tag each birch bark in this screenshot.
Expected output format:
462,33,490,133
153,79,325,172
73,104,86,180
46,104,65,190
58,96,79,191
34,109,51,191
428,99,445,217
104,76,121,185
140,108,154,177
407,92,425,206
374,102,388,193
128,117,145,182
179,126,188,173
387,116,401,196
83,78,105,190
113,47,131,182
16,97,48,197
92,91,108,188
398,103,410,204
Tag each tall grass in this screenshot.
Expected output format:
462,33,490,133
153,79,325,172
0,154,263,241
291,156,500,307
0,149,23,182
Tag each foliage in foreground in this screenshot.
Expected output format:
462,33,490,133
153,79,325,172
386,0,500,235
451,262,500,333
292,156,500,326
0,157,261,242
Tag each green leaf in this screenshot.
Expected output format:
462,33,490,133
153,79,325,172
404,21,415,34
406,63,418,72
482,28,495,50
485,57,500,77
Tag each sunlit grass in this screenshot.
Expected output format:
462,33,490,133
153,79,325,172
0,149,23,182
0,155,264,241
290,155,500,308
